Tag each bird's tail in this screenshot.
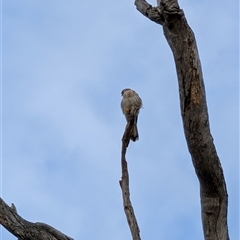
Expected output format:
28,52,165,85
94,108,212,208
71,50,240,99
130,124,139,141
130,115,139,141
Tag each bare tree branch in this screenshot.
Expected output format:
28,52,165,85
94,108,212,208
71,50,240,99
134,0,229,239
0,198,74,240
119,115,141,240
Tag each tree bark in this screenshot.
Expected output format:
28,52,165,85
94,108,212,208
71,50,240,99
134,0,229,239
0,198,73,240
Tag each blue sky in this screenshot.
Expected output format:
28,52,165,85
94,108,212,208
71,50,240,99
1,0,239,239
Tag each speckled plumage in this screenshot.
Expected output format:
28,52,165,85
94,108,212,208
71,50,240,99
121,88,142,141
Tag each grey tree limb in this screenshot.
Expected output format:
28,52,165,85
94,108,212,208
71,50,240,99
119,116,141,240
134,0,229,239
0,197,74,240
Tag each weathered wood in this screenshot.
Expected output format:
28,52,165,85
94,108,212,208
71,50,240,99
134,0,229,239
119,116,141,240
0,198,73,240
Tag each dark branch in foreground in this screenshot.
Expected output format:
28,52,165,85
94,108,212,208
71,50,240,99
134,0,229,239
119,116,141,240
0,198,73,240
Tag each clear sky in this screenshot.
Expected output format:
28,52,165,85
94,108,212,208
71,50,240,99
1,0,239,239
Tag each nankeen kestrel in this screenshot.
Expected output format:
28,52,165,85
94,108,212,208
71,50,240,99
121,88,143,141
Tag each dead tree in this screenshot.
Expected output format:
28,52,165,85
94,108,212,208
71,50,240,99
1,0,229,240
134,0,229,239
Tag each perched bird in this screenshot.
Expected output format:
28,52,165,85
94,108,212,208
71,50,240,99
121,88,143,141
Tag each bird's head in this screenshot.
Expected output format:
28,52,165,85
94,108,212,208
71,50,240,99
121,88,131,96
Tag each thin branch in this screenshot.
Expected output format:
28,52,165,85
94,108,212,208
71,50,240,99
119,116,141,240
0,198,74,240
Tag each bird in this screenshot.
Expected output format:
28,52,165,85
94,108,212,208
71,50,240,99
121,88,143,141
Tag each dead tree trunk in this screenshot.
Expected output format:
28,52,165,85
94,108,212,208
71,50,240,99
134,0,229,239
